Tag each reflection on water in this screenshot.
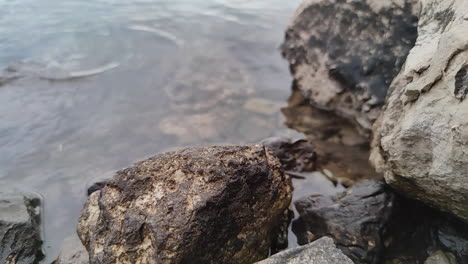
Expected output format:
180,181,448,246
0,0,301,261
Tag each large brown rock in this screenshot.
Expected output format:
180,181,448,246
281,0,418,138
371,0,468,222
77,145,292,264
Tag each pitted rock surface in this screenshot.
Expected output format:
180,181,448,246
77,145,292,264
282,0,418,138
371,0,468,222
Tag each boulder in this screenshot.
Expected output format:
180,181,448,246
53,234,89,264
292,180,394,264
0,192,43,264
256,237,354,264
371,0,468,222
281,0,418,138
77,145,292,264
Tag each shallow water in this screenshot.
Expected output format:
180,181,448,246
0,0,306,261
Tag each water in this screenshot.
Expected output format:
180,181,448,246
0,0,302,261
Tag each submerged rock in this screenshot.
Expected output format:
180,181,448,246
78,145,292,264
371,0,468,222
53,234,88,264
281,0,418,138
292,180,394,264
0,192,43,264
256,237,354,264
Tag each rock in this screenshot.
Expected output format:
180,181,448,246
292,180,394,264
53,234,89,264
381,194,468,264
256,237,354,264
371,0,468,222
86,181,107,196
424,251,457,264
262,137,316,172
281,0,418,138
0,192,44,264
77,145,292,264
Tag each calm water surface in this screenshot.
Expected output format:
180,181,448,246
0,0,304,261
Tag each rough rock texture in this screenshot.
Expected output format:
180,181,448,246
256,237,354,264
292,180,394,264
53,234,89,264
282,0,418,138
0,192,43,264
371,0,468,222
78,145,292,264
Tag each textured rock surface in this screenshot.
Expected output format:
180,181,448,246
282,0,418,138
292,180,394,264
0,192,43,264
371,0,468,222
256,237,354,264
53,234,89,264
78,145,292,264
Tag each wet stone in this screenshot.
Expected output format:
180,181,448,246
78,145,292,264
292,180,394,264
282,0,418,137
0,192,44,264
262,137,316,172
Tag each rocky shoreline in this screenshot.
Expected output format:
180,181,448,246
1,0,468,263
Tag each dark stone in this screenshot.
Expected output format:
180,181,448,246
78,145,292,264
86,180,108,196
282,0,418,137
262,137,316,172
291,179,468,264
454,65,468,101
381,195,468,264
0,192,44,264
292,180,395,264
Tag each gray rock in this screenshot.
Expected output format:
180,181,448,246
292,180,395,264
256,237,354,264
424,250,457,264
371,0,468,222
281,0,418,138
0,192,43,264
78,145,292,264
53,234,89,264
